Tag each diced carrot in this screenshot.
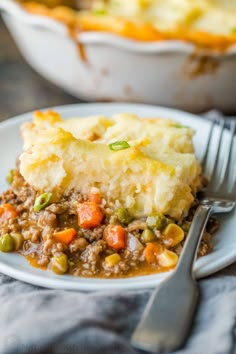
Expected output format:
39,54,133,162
104,224,126,250
53,228,76,245
87,191,102,204
0,204,18,222
77,201,104,229
144,242,163,264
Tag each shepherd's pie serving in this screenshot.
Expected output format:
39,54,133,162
0,111,217,277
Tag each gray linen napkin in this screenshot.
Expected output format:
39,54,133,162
0,274,236,354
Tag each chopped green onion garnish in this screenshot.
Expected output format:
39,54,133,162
109,141,130,151
93,8,107,15
6,169,15,185
34,192,52,212
171,124,188,129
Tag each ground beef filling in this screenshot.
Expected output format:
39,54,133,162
0,170,218,278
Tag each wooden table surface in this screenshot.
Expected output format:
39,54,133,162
0,17,235,277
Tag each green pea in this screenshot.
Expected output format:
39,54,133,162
181,221,191,233
141,229,156,243
51,254,68,275
6,169,15,185
166,217,175,226
0,234,14,252
34,192,52,212
115,208,133,225
11,233,24,250
146,213,167,230
59,212,68,223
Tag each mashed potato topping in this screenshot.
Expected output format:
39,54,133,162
20,111,201,220
91,0,236,35
19,0,236,49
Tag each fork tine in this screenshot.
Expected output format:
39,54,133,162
219,120,236,193
202,120,215,176
208,118,225,184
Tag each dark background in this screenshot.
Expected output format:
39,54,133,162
0,17,78,122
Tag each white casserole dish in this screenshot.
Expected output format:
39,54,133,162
1,0,236,113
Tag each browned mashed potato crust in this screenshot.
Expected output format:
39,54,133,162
17,0,236,51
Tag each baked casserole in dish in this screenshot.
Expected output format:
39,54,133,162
1,0,236,111
18,0,236,50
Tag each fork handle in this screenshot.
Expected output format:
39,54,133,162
131,205,212,353
176,204,212,275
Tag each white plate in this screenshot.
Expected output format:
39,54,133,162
0,103,235,291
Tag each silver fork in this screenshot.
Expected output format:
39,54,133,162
131,118,236,353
